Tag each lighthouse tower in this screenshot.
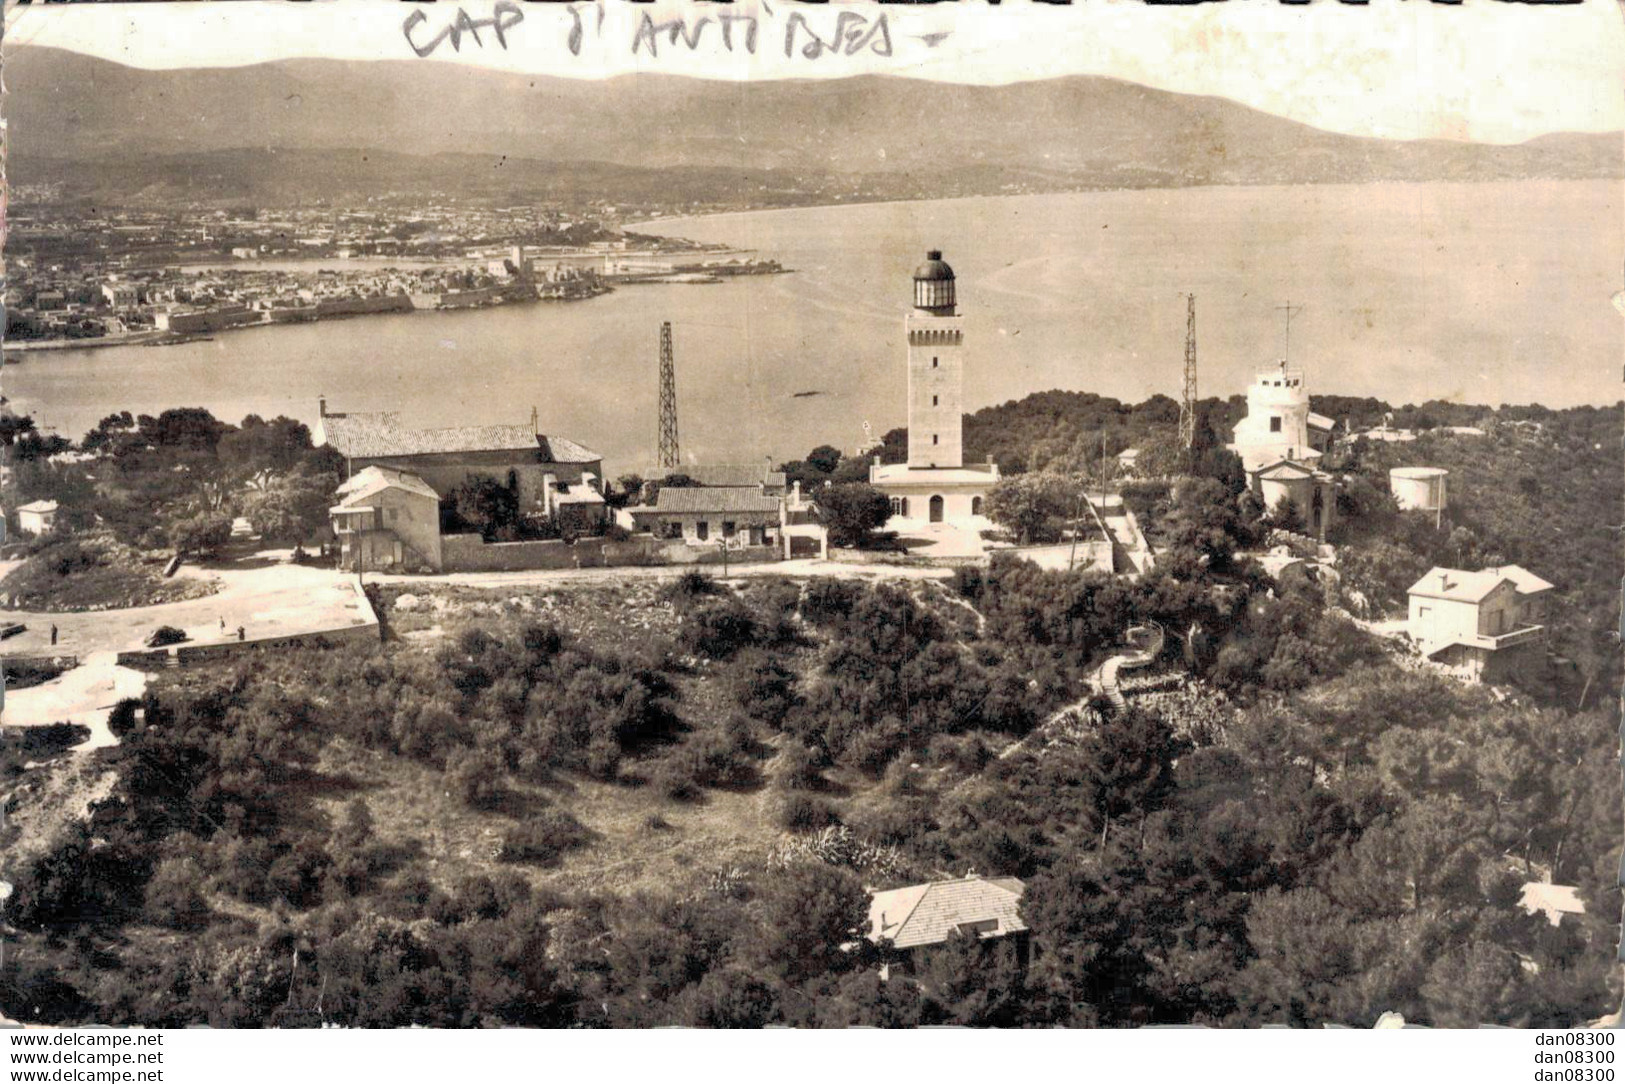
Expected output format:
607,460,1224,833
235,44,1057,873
870,249,998,529
906,251,965,470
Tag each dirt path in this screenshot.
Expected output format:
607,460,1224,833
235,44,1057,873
5,651,148,746
368,558,954,591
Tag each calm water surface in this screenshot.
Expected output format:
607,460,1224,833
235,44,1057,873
8,181,1618,471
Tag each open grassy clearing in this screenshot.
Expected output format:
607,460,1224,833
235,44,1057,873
0,534,218,613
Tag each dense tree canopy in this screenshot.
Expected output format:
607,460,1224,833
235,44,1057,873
815,484,893,549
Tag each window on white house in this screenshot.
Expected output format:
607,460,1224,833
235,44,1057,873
1269,417,1283,433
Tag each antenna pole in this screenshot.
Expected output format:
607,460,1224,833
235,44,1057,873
1276,301,1303,367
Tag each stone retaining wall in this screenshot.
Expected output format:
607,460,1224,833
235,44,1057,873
441,533,780,573
115,577,380,669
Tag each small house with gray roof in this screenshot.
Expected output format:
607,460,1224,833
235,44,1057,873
630,485,787,548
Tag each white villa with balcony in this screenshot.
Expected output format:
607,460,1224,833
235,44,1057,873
1406,565,1553,682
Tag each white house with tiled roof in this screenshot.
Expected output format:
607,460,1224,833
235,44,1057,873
867,874,1028,971
1407,564,1552,681
330,466,443,572
315,399,605,530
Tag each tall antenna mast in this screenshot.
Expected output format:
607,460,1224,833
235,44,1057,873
1276,300,1303,369
657,321,680,471
1180,293,1197,450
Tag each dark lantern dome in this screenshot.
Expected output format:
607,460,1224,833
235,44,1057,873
913,250,955,282
912,249,957,314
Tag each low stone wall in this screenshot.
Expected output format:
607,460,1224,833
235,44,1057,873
1006,541,1114,573
116,620,379,670
658,542,780,567
830,548,975,569
115,577,380,669
442,533,779,572
1113,506,1154,574
443,534,590,573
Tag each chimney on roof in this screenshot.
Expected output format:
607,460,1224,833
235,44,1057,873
318,395,327,418
530,406,539,435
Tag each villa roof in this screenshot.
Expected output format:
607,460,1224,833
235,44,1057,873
1252,459,1320,480
321,410,600,463
869,463,1000,487
536,435,602,464
677,464,788,489
1521,882,1585,927
1308,413,1337,431
1408,564,1553,604
653,488,782,515
1408,567,1515,604
1493,565,1554,595
867,874,1027,950
334,465,439,505
16,500,58,514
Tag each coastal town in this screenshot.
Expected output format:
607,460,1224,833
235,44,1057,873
4,196,786,348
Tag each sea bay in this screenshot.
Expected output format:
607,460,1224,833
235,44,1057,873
7,180,1618,472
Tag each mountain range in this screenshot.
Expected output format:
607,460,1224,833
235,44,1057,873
6,45,1620,207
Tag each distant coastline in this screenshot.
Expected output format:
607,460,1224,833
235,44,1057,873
2,286,609,358
3,257,794,359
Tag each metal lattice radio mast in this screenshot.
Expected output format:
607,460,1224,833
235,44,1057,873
657,321,679,471
1179,293,1197,450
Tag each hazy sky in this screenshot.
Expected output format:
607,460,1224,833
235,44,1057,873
8,0,1624,144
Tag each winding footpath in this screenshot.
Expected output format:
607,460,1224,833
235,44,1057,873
998,621,1166,760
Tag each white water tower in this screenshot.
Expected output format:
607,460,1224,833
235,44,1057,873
1390,467,1448,513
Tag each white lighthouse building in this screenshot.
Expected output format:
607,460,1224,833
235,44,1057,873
1229,362,1336,473
1229,359,1339,539
870,251,998,528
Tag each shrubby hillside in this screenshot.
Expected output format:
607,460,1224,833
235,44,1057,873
4,526,1616,1027
1,390,1617,1028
